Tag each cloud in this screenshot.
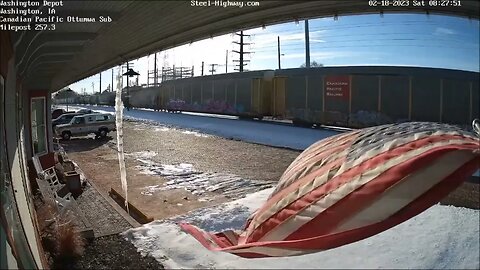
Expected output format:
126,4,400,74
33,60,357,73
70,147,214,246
433,27,456,36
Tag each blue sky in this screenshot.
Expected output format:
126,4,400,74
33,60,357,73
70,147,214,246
70,13,479,94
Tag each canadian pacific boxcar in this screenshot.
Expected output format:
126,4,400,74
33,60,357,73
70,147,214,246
84,66,479,129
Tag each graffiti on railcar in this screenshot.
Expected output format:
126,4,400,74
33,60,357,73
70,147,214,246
166,98,243,114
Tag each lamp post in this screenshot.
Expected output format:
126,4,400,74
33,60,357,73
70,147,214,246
122,68,140,111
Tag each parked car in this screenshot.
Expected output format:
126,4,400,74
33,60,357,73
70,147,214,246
51,108,66,119
52,113,81,128
55,113,116,140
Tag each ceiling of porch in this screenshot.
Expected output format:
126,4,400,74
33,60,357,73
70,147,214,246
10,0,479,91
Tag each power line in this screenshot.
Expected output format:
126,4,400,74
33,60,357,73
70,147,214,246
253,44,478,53
250,36,479,52
253,38,478,51
250,32,478,50
249,21,444,37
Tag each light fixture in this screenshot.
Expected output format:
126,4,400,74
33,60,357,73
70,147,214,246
123,68,139,77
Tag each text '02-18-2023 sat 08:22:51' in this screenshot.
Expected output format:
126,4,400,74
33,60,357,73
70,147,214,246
368,0,463,7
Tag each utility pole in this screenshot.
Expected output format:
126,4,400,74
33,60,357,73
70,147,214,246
154,52,158,86
111,69,114,92
232,31,252,72
99,72,102,93
225,50,228,73
277,36,281,69
201,61,204,76
305,19,310,68
162,52,168,83
209,64,218,75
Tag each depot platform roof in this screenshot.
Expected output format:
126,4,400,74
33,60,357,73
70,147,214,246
9,0,479,91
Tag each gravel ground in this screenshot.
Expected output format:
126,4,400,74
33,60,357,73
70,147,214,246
64,120,300,221
120,120,479,210
64,234,163,270
122,120,300,182
440,182,479,209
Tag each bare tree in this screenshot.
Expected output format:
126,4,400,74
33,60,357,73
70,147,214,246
300,61,324,68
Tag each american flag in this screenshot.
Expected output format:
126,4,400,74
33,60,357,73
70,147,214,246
180,122,480,258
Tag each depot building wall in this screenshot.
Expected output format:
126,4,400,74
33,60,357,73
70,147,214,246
0,30,44,269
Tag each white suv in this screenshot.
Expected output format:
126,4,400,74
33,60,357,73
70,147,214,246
55,113,116,140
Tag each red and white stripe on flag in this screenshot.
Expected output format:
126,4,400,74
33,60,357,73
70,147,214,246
180,122,480,258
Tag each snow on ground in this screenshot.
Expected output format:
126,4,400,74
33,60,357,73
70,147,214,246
57,104,480,178
58,105,339,150
125,151,158,160
132,157,274,199
181,130,211,138
154,126,171,132
121,187,480,269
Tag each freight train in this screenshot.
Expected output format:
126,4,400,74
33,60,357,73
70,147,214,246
72,66,479,129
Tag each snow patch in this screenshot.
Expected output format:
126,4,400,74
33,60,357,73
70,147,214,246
122,187,480,269
155,127,171,132
133,124,147,130
126,151,158,160
182,130,210,137
135,159,273,199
